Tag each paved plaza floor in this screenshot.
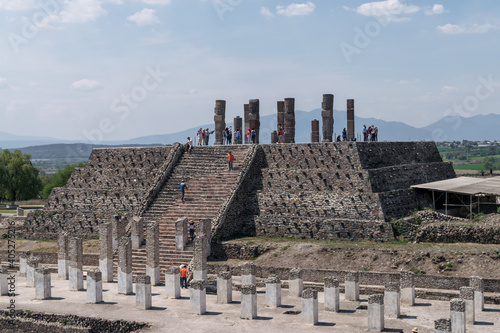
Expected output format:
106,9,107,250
2,273,499,333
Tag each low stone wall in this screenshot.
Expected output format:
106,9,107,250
415,224,500,244
0,310,148,333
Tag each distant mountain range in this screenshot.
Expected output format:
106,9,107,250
1,110,499,153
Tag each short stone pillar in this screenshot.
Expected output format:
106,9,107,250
311,119,320,142
117,236,133,295
57,231,70,280
302,289,318,325
284,98,295,143
248,99,260,144
271,131,278,144
368,294,385,332
165,266,180,299
265,275,281,308
87,269,103,304
277,101,285,134
214,100,226,145
345,271,359,301
289,268,304,297
459,286,475,325
175,217,188,250
324,276,340,312
469,276,484,312
347,99,355,140
234,116,243,144
322,94,334,142
69,237,84,291
190,279,206,315
450,298,466,333
112,215,126,250
1,266,9,295
244,103,250,144
131,216,144,249
241,285,257,320
384,282,400,318
193,236,207,282
146,222,160,285
17,207,24,216
19,252,30,277
217,271,232,304
26,256,39,288
241,262,256,286
435,318,452,333
34,267,51,300
99,222,114,283
136,275,152,310
400,270,415,306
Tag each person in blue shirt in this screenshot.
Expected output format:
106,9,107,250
180,181,187,203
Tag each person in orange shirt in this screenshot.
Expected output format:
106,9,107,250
227,152,234,171
180,265,188,289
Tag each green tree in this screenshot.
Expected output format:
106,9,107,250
41,163,85,199
0,150,42,204
484,157,496,171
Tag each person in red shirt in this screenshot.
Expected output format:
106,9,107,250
227,152,234,171
180,265,188,289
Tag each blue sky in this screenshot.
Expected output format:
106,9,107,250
1,0,499,142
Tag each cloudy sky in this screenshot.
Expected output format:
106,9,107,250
1,0,499,142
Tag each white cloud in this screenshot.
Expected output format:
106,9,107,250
441,85,457,92
0,0,36,11
276,2,315,17
0,78,8,89
38,0,122,27
355,0,419,22
70,79,103,91
260,7,275,18
127,8,160,26
425,4,444,16
437,23,497,34
397,79,419,85
6,100,28,114
139,0,171,4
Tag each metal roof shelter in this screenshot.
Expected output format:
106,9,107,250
411,177,500,218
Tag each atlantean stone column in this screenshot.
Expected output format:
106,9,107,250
35,267,51,300
131,216,144,249
289,268,303,297
1,266,9,295
284,98,295,143
450,298,466,333
136,275,152,310
248,99,260,144
277,101,285,131
165,266,180,299
57,231,69,280
435,318,452,333
324,276,340,312
99,222,113,283
190,279,206,315
311,120,320,143
241,262,256,286
322,94,334,142
87,269,103,304
217,270,232,304
199,219,212,256
193,236,207,282
19,252,29,277
384,282,400,318
241,284,257,320
26,256,40,288
146,222,160,285
345,271,359,301
302,289,318,325
400,271,415,306
470,276,484,312
117,236,133,295
347,99,355,141
68,237,83,291
234,116,243,144
112,216,125,250
265,275,281,308
214,100,226,145
459,286,475,325
368,294,384,332
244,104,250,144
175,217,188,251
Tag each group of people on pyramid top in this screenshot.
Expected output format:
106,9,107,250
197,128,214,146
363,124,378,142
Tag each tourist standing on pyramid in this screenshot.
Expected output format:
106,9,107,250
180,180,187,203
